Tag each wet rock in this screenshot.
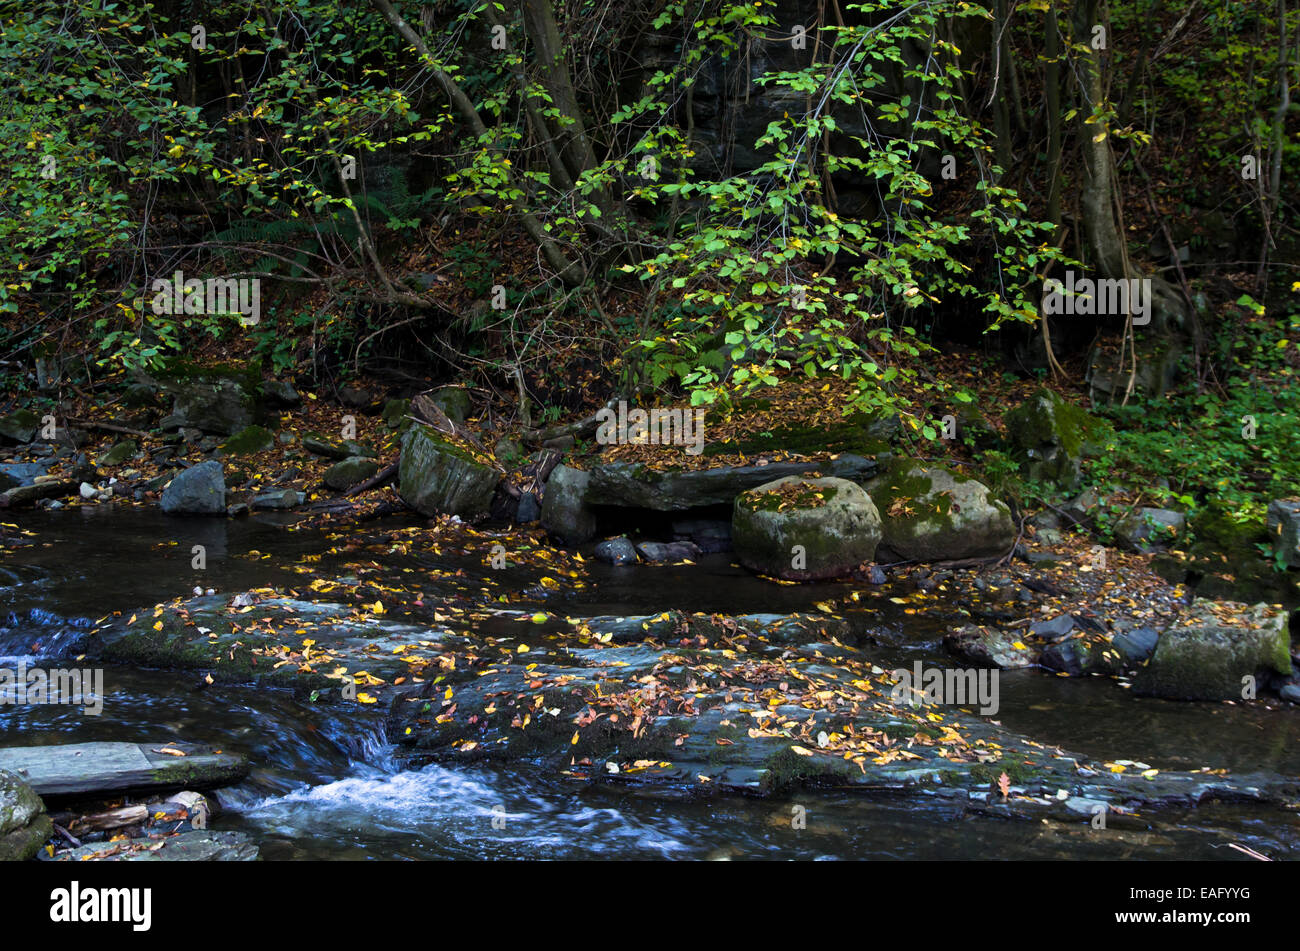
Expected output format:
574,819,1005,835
0,769,51,861
732,476,881,581
323,457,379,491
586,454,879,511
42,829,258,862
302,435,377,460
1111,627,1160,665
160,460,227,515
398,424,501,519
944,625,1036,668
1115,507,1185,553
226,502,249,518
494,436,524,466
868,459,1016,561
1040,639,1088,676
865,565,887,585
0,742,248,797
1030,614,1075,642
1281,683,1300,703
1134,600,1292,701
0,409,39,444
634,540,699,563
594,537,639,566
1266,500,1300,568
540,464,596,544
250,488,305,510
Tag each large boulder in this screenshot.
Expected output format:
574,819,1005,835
1267,500,1300,568
1134,600,1292,701
1003,388,1098,488
867,460,1016,561
585,454,878,510
0,769,52,861
540,464,596,544
160,368,262,436
733,476,881,581
160,460,227,515
398,425,501,519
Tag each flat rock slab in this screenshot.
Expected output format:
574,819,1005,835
0,742,249,797
42,829,258,861
585,455,879,510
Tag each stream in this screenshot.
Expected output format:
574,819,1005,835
2,506,1297,860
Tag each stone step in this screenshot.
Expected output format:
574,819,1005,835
0,742,249,797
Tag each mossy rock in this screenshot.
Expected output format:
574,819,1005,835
732,476,881,581
1134,600,1292,701
324,456,380,491
398,424,501,518
152,360,263,436
96,439,138,467
220,425,275,456
0,409,40,444
0,769,50,861
704,408,898,458
382,398,412,431
867,459,1016,561
428,387,472,424
1004,388,1106,488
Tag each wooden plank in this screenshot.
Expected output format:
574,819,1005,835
0,742,249,797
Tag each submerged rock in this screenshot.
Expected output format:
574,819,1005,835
868,460,1016,561
160,460,226,516
732,476,881,581
1134,600,1292,701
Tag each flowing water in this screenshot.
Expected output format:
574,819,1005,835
2,507,1297,860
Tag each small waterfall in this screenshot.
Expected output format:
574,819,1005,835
0,608,93,664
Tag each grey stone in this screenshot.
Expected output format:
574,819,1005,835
323,457,379,491
0,410,39,444
398,425,501,519
594,537,639,566
250,488,305,510
634,540,700,563
587,454,879,511
540,464,596,544
160,461,227,515
1135,600,1292,700
516,492,541,524
1111,627,1160,665
733,476,881,581
1030,614,1075,642
1266,500,1300,567
1116,507,1185,553
867,460,1016,561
